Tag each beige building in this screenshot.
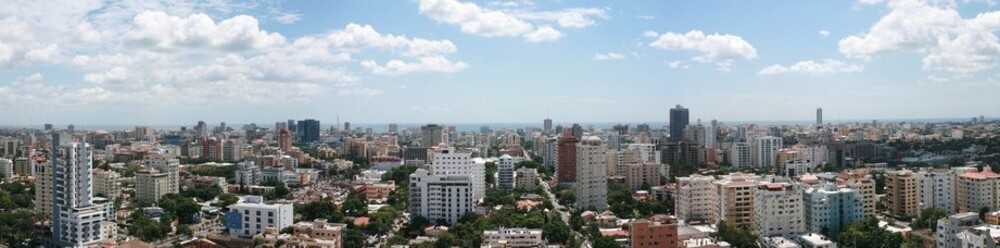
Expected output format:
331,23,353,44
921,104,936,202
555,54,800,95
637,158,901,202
136,169,171,206
754,182,805,237
482,228,544,248
715,173,760,228
515,168,539,191
625,162,662,191
93,169,120,199
575,136,608,211
956,167,1000,213
838,169,877,217
33,161,53,218
886,169,920,218
676,174,717,224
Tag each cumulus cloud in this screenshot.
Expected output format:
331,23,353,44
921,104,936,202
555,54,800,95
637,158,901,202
361,56,468,75
418,0,605,42
648,30,757,70
839,0,1000,77
593,52,625,61
125,11,287,51
758,59,864,75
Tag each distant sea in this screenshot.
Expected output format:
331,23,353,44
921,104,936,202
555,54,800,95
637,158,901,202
0,117,987,132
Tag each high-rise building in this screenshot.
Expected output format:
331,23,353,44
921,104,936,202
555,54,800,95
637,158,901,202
556,129,578,184
630,215,679,248
816,108,823,125
544,118,553,134
838,169,877,217
715,173,759,228
388,123,398,133
224,195,294,238
886,169,920,218
93,169,120,200
936,212,982,248
136,168,171,206
408,168,474,225
625,162,662,191
298,119,321,143
202,137,223,161
223,139,243,162
669,105,689,141
751,136,782,168
755,182,805,237
497,155,515,191
48,138,111,247
515,168,538,191
34,157,53,217
575,136,608,211
956,167,1000,213
429,146,484,201
144,157,180,194
278,128,293,152
235,161,262,187
917,168,954,213
728,142,752,168
675,174,717,224
421,124,444,147
804,183,863,236
0,158,11,180
571,124,583,139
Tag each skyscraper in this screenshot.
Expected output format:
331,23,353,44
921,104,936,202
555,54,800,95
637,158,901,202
556,129,578,184
816,108,823,125
543,118,553,133
669,105,689,141
421,124,444,147
297,119,320,143
575,136,608,210
49,135,111,247
751,136,782,168
498,155,515,191
278,128,292,152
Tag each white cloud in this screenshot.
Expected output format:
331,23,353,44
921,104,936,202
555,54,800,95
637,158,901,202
637,15,655,20
758,59,864,75
642,31,659,38
361,56,468,75
125,11,287,51
819,30,831,37
593,52,625,61
417,0,605,42
274,12,302,24
648,30,757,70
667,60,690,69
858,0,886,4
839,0,1000,77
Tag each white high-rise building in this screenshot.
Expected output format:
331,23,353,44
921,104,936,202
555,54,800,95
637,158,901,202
917,168,954,213
676,174,717,224
49,138,112,247
755,182,805,237
429,146,485,201
752,136,783,168
497,155,515,191
728,142,752,168
575,136,608,211
225,195,294,238
144,156,180,194
408,168,474,225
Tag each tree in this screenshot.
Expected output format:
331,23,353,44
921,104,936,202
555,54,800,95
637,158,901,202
542,213,571,244
262,180,290,200
216,193,239,208
0,209,39,247
592,236,620,248
912,208,947,231
838,217,904,248
181,185,222,201
342,192,368,217
406,215,431,237
343,228,365,248
716,221,759,248
296,201,344,223
158,194,202,224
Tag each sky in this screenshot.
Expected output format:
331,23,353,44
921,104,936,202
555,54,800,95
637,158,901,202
3,0,1000,126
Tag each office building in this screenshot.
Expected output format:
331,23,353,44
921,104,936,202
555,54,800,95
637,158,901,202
556,129,578,184
428,146,484,201
225,195,294,238
298,119,321,143
804,184,863,236
482,228,544,248
498,154,515,191
670,105,689,141
408,168,474,225
755,182,805,237
544,118,553,134
575,136,608,211
675,174,717,224
816,108,823,125
630,215,679,248
886,169,920,218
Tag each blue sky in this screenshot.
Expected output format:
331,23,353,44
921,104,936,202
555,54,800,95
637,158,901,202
2,0,1000,126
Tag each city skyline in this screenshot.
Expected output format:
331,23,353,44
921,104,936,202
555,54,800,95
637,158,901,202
3,0,1000,125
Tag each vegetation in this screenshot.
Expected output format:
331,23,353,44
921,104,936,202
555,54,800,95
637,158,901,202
606,183,671,218
716,221,759,248
838,217,904,248
215,193,240,208
158,193,203,224
296,200,344,223
187,164,237,181
261,179,290,200
0,181,33,210
180,185,222,201
0,209,40,247
912,208,948,231
127,210,172,241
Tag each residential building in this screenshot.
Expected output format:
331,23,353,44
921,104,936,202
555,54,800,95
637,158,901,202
886,169,920,218
498,154,515,191
937,212,982,248
515,168,538,191
0,158,11,180
676,175,717,224
408,168,474,225
428,146,484,201
556,129,578,184
575,136,608,211
630,215,680,248
715,173,759,228
728,142,752,168
136,168,171,206
804,184,863,236
956,225,1000,248
93,169,120,200
797,233,836,248
144,157,180,195
917,168,954,213
224,195,294,238
956,167,1000,213
482,228,544,248
288,219,347,248
48,138,112,247
752,136,782,168
755,182,805,237
625,162,662,191
235,161,262,187
421,124,444,147
278,128,293,152
837,170,877,217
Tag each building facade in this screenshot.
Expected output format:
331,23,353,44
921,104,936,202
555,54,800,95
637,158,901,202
225,195,294,238
755,182,805,237
408,168,474,225
575,136,608,211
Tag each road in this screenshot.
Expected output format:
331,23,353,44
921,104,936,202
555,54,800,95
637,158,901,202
540,178,591,248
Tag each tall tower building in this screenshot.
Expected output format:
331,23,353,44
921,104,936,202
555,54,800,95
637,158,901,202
429,146,484,201
144,157,180,195
886,169,920,218
49,136,110,247
421,124,444,147
278,128,292,152
543,118,553,134
816,108,823,125
751,136,782,168
575,136,608,211
669,105,690,141
298,119,320,143
497,155,515,191
556,129,578,184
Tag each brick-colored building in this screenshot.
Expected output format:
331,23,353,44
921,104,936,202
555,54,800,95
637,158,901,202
630,215,679,248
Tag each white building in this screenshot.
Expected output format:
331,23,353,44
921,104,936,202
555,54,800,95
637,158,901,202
225,195,294,238
482,228,544,248
498,155,515,191
49,139,112,247
752,136,783,168
676,174,717,224
0,158,11,180
235,161,262,187
755,182,805,237
728,142,752,168
917,168,954,213
408,168,474,225
783,160,816,177
575,136,608,211
797,233,837,248
429,146,485,201
957,225,1000,248
937,212,982,248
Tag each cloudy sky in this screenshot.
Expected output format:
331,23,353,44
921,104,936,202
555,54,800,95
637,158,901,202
3,0,1000,126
